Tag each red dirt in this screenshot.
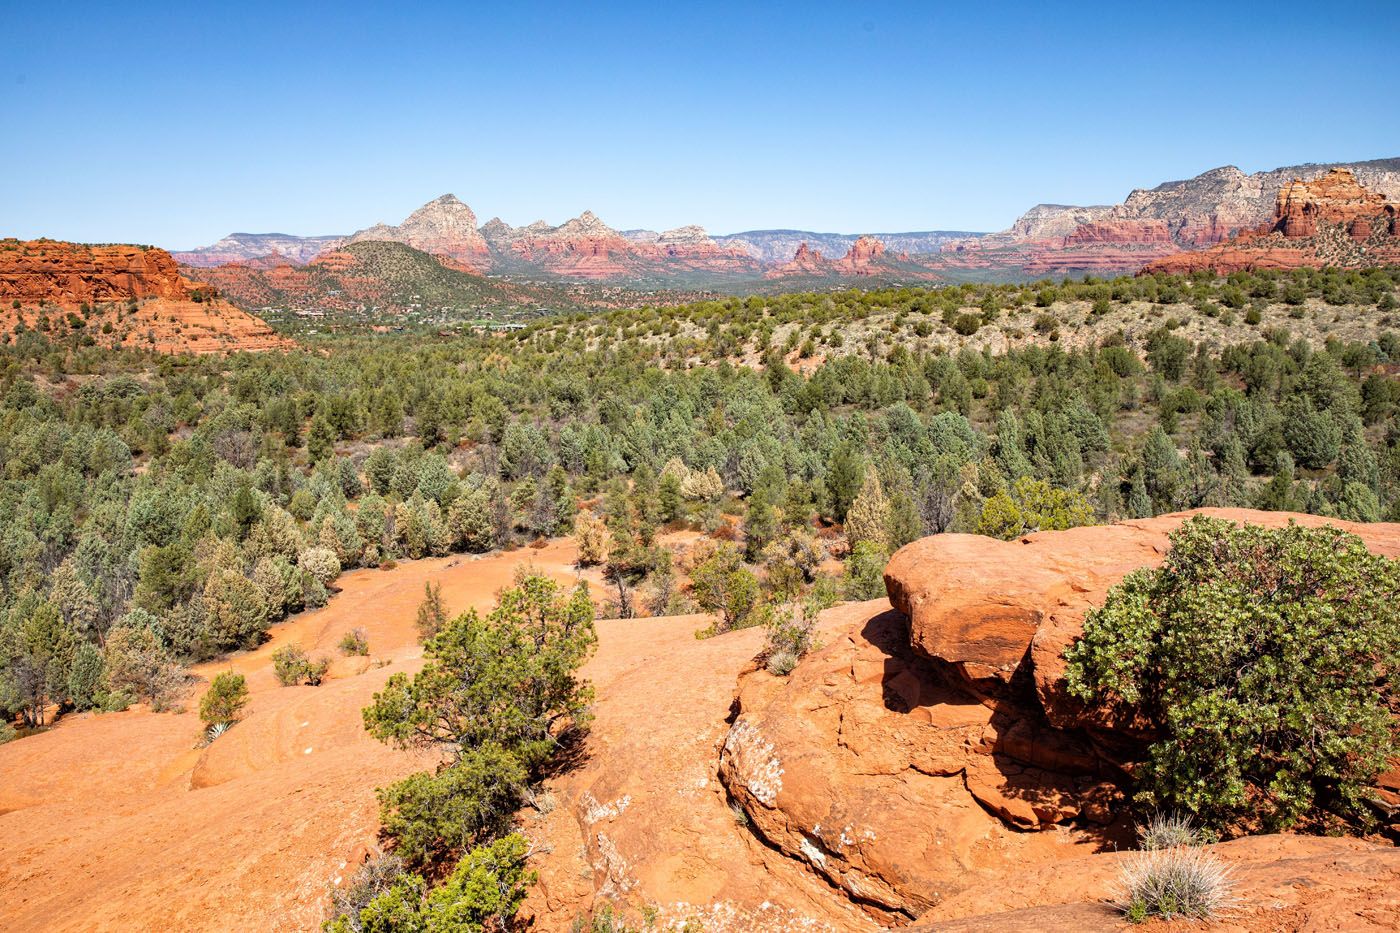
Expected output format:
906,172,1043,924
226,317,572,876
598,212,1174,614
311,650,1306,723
0,539,595,932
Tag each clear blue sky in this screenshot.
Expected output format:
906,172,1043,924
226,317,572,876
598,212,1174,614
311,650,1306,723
3,1,1397,248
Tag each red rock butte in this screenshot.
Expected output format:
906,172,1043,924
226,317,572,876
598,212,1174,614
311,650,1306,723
0,238,291,354
1144,168,1400,275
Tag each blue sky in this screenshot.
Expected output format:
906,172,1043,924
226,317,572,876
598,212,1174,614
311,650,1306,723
2,1,1397,248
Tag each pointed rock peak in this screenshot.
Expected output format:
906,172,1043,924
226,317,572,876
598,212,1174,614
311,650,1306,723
429,193,466,206
553,210,620,239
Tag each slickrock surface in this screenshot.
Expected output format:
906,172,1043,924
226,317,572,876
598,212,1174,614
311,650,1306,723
0,541,596,933
718,510,1400,927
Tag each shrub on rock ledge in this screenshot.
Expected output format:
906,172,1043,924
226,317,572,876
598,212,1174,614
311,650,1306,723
1066,515,1400,835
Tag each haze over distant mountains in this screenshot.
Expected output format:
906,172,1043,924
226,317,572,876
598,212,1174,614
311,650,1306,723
175,157,1399,279
174,198,978,279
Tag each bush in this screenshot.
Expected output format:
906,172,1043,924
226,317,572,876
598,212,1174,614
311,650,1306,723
339,627,369,656
200,671,249,726
298,546,341,587
375,744,526,869
324,834,533,933
104,625,186,711
574,509,611,566
690,544,761,634
762,601,818,676
1116,846,1235,923
1137,813,1206,850
415,581,447,640
1067,516,1400,834
952,312,982,336
843,541,888,600
363,577,595,872
272,644,330,687
326,852,408,930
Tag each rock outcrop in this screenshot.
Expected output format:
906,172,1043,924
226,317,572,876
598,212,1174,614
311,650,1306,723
1,239,198,305
0,239,291,354
718,509,1400,922
766,236,938,282
937,158,1400,277
1143,168,1400,275
1275,167,1395,238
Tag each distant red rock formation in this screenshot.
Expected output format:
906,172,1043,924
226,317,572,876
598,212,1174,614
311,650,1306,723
1143,168,1400,275
1275,167,1394,239
339,194,490,267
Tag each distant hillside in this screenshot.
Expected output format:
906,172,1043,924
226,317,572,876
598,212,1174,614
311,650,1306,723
172,232,342,266
712,229,978,263
188,240,709,329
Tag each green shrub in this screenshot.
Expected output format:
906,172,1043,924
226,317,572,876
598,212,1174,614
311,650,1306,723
843,540,888,600
761,601,818,676
690,544,761,634
415,581,448,639
365,575,595,851
375,744,525,870
324,833,533,933
339,627,370,656
200,671,249,726
272,644,330,687
952,312,982,336
1067,516,1400,834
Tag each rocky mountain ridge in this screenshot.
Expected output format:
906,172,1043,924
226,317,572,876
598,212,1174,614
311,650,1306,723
169,156,1400,292
937,157,1400,278
1143,167,1400,275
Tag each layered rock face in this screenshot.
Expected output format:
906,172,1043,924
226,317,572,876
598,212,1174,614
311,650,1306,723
1275,167,1396,238
939,157,1400,277
718,509,1400,921
0,239,291,353
1143,168,1400,274
1,239,196,305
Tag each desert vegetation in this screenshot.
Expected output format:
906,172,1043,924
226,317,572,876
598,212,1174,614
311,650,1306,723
1068,516,1400,836
3,268,1399,740
322,573,595,930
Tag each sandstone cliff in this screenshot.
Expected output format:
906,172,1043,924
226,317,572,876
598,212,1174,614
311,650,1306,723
1143,167,1400,274
0,239,291,353
939,157,1400,277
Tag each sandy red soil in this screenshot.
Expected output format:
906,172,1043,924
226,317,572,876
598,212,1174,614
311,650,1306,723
0,539,598,932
